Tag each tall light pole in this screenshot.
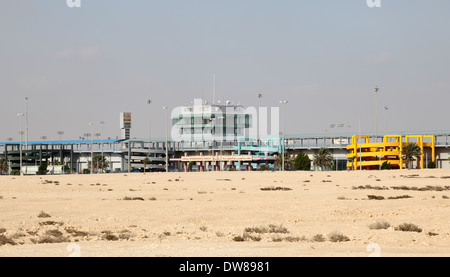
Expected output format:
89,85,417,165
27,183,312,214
25,97,28,149
100,121,105,173
383,105,388,133
217,116,225,170
18,113,24,176
57,131,64,141
374,86,380,143
89,122,93,174
279,100,288,171
257,92,262,145
358,113,362,171
163,106,169,172
147,99,151,157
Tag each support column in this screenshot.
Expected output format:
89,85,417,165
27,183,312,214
199,152,204,172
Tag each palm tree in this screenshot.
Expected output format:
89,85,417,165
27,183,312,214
313,147,333,171
0,158,8,174
143,157,150,174
274,152,292,170
88,154,109,173
402,142,422,169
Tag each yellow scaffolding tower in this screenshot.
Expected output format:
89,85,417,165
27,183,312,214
346,134,435,170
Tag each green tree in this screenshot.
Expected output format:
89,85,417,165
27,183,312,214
38,162,48,175
381,161,391,170
293,153,311,171
62,164,71,174
274,152,293,170
88,154,109,173
402,142,422,169
0,158,8,174
142,157,150,174
313,147,334,171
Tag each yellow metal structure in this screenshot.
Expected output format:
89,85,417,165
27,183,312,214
346,135,435,170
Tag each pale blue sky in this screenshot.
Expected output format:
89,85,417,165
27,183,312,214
1,0,449,141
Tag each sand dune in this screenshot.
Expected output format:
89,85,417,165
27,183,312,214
1,169,450,257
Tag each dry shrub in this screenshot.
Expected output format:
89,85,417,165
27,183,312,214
367,195,385,200
45,229,63,237
328,231,350,242
39,221,63,226
260,186,292,191
37,211,51,218
123,196,144,201
368,220,390,230
34,236,69,244
388,195,412,200
311,234,326,242
394,223,422,233
245,224,289,234
65,228,89,237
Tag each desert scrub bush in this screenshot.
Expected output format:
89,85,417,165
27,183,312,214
367,195,385,200
391,185,449,191
123,196,145,201
65,228,89,237
34,236,69,244
311,234,326,242
199,226,208,232
271,236,283,242
388,195,413,200
394,223,422,233
352,185,389,190
244,233,262,242
232,235,246,242
102,231,119,241
245,224,289,234
39,221,63,226
0,228,6,233
0,235,16,246
328,231,350,242
284,236,305,242
268,224,289,234
45,229,64,237
37,211,51,218
32,229,69,244
244,226,268,234
260,186,292,191
232,233,261,242
368,220,390,230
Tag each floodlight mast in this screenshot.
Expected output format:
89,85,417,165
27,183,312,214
279,100,288,171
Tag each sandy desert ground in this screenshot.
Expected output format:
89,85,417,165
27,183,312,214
0,169,450,257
